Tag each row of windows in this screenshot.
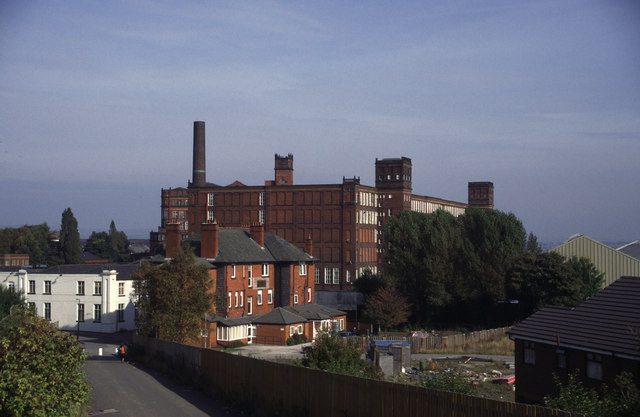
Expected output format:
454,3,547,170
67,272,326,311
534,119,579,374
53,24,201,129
231,264,271,279
21,280,127,297
523,342,603,380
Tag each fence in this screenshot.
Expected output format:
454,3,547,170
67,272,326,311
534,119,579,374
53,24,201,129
369,327,511,353
133,334,581,417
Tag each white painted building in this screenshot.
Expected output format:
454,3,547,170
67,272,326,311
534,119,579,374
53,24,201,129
0,263,138,333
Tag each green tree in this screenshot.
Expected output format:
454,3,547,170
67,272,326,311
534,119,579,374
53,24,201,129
384,210,462,324
58,208,82,264
0,286,25,319
302,332,382,379
108,220,130,262
0,308,89,416
353,268,388,296
362,287,410,332
133,247,214,343
84,231,111,259
0,224,56,267
566,256,604,300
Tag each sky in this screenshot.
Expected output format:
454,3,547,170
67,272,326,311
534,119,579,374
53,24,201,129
1,1,639,244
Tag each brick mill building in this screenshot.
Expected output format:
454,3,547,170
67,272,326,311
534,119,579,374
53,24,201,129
151,121,494,309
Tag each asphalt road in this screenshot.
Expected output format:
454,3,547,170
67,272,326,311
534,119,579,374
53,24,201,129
80,333,243,417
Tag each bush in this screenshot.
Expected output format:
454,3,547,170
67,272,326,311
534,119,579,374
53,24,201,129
302,332,382,379
419,369,476,395
286,333,307,345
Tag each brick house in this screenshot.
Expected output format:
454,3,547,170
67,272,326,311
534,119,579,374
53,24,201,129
165,221,343,347
507,276,640,405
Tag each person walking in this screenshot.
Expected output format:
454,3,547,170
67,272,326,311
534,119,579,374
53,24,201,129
118,344,127,362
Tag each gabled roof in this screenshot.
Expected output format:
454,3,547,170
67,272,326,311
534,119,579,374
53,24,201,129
508,276,640,359
284,304,346,320
186,229,313,264
251,307,307,325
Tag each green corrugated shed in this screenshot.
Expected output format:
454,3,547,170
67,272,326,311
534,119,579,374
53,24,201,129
549,234,640,288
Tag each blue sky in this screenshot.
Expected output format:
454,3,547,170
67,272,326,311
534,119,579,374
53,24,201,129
1,1,638,243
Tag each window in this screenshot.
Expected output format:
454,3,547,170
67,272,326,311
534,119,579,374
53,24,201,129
247,296,253,315
248,276,252,288
324,268,331,284
257,290,263,305
207,209,215,221
307,288,312,302
300,262,307,276
333,268,340,285
94,304,101,322
28,280,35,294
44,303,51,320
261,263,269,277
556,349,567,370
340,319,344,330
315,268,320,284
94,281,102,296
240,292,244,307
228,292,232,308
235,292,238,308
267,289,273,304
346,270,351,283
8,282,14,291
231,264,236,279
259,192,265,206
524,341,535,365
77,281,85,295
117,303,125,322
290,326,294,337
248,265,253,279
118,282,125,296
259,210,265,224
207,193,215,206
77,304,85,322
294,293,298,304
586,353,602,380
298,325,303,334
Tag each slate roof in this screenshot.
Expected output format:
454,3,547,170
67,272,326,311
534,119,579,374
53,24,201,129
508,276,640,359
251,307,307,325
284,304,346,320
37,262,141,280
185,229,313,264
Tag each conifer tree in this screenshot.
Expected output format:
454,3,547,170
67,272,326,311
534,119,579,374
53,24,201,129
58,208,82,264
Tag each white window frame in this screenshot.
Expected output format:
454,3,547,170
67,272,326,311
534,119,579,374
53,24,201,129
259,210,265,224
333,268,340,285
247,296,253,315
94,281,102,296
231,264,236,278
248,265,253,279
300,262,307,276
77,304,84,322
228,292,232,308
259,192,266,206
268,289,273,304
28,280,35,294
93,304,101,322
43,280,51,294
294,293,298,304
340,319,344,330
235,292,238,308
298,324,303,334
324,268,331,284
207,193,214,206
289,326,294,337
44,302,51,320
315,268,320,284
240,292,244,307
307,287,312,302
257,290,263,305
118,282,125,296
346,270,351,283
261,263,269,277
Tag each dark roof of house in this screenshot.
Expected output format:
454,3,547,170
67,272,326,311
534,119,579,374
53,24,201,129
508,276,640,359
186,229,313,264
618,240,640,261
212,304,345,327
251,307,307,325
284,304,346,320
37,263,140,280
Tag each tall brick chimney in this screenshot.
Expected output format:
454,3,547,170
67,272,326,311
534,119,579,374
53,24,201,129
192,121,206,187
250,224,265,248
201,222,219,259
304,234,313,257
274,153,293,185
165,224,181,258
468,182,494,210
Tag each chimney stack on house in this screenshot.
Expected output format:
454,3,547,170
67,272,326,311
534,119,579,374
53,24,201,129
192,121,206,187
305,234,313,257
250,224,265,248
165,223,181,258
201,222,219,259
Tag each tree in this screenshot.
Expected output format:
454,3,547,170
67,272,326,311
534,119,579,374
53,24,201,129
353,268,388,296
108,220,130,262
0,308,89,416
566,256,604,300
84,231,111,259
362,287,410,332
133,247,214,343
301,332,382,379
0,224,57,267
58,208,82,264
0,286,24,319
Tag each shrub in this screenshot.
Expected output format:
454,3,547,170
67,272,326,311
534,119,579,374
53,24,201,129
286,333,307,345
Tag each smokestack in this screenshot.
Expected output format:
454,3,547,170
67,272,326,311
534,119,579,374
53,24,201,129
201,222,219,259
192,121,206,187
165,224,181,258
250,224,265,248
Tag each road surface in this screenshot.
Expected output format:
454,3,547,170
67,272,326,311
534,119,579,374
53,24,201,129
80,333,242,417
